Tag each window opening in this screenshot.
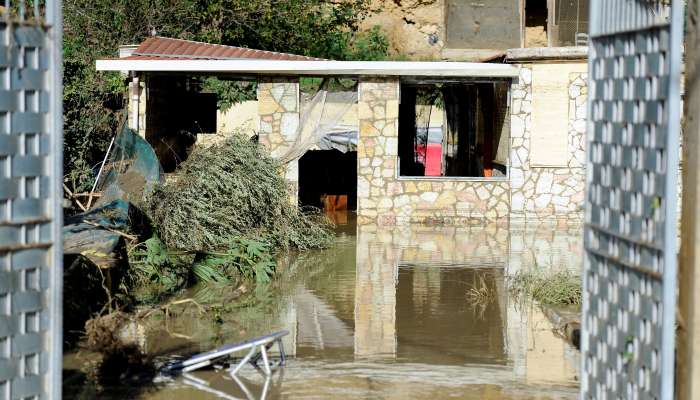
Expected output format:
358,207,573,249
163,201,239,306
398,81,509,178
526,0,549,47
554,0,589,46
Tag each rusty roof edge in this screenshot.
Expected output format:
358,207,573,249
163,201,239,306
130,51,286,61
135,36,324,61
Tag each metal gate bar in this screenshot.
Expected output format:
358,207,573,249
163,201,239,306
0,2,63,399
583,1,682,399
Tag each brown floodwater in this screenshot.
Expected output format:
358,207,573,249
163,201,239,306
63,213,583,399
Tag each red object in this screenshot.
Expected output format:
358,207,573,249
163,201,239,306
415,144,443,176
122,37,322,61
425,143,443,176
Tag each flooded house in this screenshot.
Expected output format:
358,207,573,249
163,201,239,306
96,2,589,227
82,4,596,398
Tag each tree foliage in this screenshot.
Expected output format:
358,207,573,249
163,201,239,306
63,0,387,191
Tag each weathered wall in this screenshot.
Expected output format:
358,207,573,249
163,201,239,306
356,63,587,226
444,0,521,50
196,100,260,147
217,100,260,134
362,0,522,60
356,79,511,225
257,78,300,202
250,65,588,224
362,0,444,59
509,63,587,224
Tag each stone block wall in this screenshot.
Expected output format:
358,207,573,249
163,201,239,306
509,66,587,225
253,67,588,224
357,79,511,225
257,78,300,202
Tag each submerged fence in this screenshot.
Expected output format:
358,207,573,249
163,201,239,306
0,1,63,399
582,0,682,399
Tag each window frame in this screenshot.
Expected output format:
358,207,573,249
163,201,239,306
395,78,512,182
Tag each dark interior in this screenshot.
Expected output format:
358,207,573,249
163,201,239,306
526,0,548,29
146,75,217,172
299,150,357,211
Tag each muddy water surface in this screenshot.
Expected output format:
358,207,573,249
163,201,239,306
64,215,583,399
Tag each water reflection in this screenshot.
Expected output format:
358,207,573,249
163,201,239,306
66,216,583,399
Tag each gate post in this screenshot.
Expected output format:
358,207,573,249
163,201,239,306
0,2,63,399
582,1,683,398
678,1,700,399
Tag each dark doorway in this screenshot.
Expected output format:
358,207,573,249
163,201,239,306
299,150,357,211
526,0,549,47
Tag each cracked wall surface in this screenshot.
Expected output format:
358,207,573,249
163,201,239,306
362,0,444,59
362,0,522,61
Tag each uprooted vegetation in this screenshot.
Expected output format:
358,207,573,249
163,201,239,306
124,132,334,300
146,133,334,251
509,268,582,306
127,234,277,302
107,133,335,304
72,132,334,370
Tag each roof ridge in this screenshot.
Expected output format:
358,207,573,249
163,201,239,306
140,36,322,61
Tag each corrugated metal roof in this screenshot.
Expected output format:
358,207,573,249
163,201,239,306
124,36,322,61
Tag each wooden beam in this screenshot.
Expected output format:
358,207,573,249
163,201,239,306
678,5,700,399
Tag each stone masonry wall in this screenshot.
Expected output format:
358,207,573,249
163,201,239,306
257,78,300,202
357,79,510,225
510,66,587,225
256,67,587,224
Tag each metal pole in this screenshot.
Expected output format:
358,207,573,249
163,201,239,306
580,0,600,395
131,75,140,132
87,134,116,208
260,344,271,375
230,346,257,376
662,0,684,398
46,0,64,399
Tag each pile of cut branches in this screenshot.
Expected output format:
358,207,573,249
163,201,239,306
146,133,333,252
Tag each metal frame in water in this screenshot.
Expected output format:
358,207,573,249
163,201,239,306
163,330,289,376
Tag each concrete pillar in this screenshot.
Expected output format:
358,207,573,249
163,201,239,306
356,78,400,225
128,74,147,137
257,78,300,204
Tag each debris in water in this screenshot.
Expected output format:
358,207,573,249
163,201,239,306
163,330,289,375
84,311,154,382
